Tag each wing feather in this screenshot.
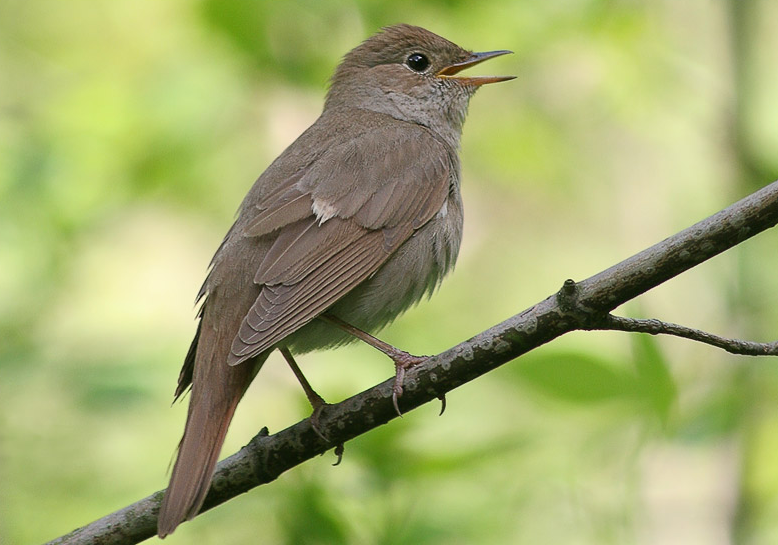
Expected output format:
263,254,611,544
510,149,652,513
228,122,454,365
230,223,394,362
244,188,313,238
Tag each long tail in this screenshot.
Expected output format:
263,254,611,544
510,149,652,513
157,337,265,538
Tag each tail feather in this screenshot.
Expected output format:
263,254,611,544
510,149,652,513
157,331,265,538
158,394,241,537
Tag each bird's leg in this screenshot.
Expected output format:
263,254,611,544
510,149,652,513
319,313,428,416
278,346,329,441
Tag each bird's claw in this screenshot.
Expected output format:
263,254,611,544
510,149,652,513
438,394,447,416
309,400,330,442
332,443,345,466
391,353,427,417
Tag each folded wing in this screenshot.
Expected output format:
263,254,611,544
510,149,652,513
229,124,452,364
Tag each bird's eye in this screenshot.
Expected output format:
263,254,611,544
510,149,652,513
406,53,430,73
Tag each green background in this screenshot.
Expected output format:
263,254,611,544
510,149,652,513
2,1,778,543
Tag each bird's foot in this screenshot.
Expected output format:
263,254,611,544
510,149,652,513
390,351,427,417
306,398,346,465
307,394,331,442
317,315,442,417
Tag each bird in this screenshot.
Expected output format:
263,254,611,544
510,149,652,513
157,23,513,537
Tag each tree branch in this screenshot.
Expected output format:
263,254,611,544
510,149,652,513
592,315,778,356
45,180,778,545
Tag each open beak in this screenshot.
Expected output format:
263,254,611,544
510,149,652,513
436,50,515,86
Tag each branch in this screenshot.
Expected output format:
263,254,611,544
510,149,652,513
45,180,778,545
593,315,778,356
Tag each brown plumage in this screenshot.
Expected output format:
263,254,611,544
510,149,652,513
157,24,512,537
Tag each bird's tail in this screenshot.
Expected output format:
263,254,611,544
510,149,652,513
157,341,264,538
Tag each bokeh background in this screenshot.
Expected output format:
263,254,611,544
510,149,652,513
2,1,778,544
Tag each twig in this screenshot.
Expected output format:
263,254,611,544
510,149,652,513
593,314,778,356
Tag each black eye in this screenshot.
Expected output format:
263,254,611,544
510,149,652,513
406,53,430,73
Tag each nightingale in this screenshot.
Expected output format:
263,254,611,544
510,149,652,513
157,23,513,537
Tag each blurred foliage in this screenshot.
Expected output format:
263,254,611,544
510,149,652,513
1,0,778,544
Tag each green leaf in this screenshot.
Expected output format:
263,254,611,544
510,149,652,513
631,333,677,425
280,479,348,545
514,351,640,404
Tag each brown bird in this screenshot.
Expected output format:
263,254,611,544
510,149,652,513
157,24,513,537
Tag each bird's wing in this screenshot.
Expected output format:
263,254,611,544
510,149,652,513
228,124,452,364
